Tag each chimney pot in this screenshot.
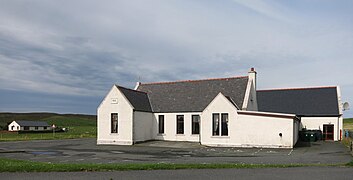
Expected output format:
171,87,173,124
134,82,141,90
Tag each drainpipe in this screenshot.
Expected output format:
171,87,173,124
199,115,202,145
132,110,135,145
338,116,341,141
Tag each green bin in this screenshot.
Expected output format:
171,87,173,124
308,132,316,142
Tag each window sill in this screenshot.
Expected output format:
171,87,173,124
191,134,200,136
176,134,185,136
211,136,230,138
157,133,165,136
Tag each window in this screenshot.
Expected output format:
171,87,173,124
24,126,29,131
212,114,219,136
212,113,228,136
192,115,200,134
221,113,228,136
111,113,118,133
158,115,164,134
44,127,47,130
176,115,184,134
35,126,38,130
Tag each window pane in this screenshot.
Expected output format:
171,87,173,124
111,113,118,133
192,115,200,134
212,113,219,136
177,115,184,134
221,113,228,136
159,115,164,134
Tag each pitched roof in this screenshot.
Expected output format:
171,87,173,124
15,120,50,127
116,85,152,112
257,86,340,116
137,76,249,113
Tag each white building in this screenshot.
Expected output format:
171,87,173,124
8,120,51,131
257,86,343,141
97,68,343,148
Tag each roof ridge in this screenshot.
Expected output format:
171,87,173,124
140,76,248,85
116,85,148,94
257,86,337,92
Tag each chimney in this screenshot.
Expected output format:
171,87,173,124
134,82,141,90
248,67,257,90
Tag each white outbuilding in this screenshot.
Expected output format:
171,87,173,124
8,120,51,131
97,68,343,148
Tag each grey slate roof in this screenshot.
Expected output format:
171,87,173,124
116,85,152,112
257,87,340,116
137,76,249,113
15,121,50,127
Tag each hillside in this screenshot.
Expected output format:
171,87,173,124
0,112,97,141
344,118,353,130
0,112,96,130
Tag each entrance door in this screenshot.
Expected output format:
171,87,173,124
323,124,334,140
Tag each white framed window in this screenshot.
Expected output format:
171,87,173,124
176,115,184,134
111,113,118,133
158,115,164,134
212,113,228,136
192,115,200,135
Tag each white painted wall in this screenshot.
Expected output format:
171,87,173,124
8,121,20,131
133,111,154,143
337,86,343,115
201,93,296,148
243,69,258,111
153,112,201,142
293,119,300,145
301,116,342,141
28,126,47,131
97,86,134,145
236,114,296,148
245,81,258,111
201,93,238,146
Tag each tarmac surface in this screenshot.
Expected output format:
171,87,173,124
0,138,352,165
1,167,353,180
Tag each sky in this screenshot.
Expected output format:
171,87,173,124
0,0,352,117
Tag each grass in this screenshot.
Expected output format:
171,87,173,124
343,118,353,148
0,158,349,172
0,113,96,141
342,137,351,147
347,160,353,166
344,118,353,130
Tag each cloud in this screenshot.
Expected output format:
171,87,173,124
0,0,352,116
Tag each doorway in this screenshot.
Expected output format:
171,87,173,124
323,124,334,140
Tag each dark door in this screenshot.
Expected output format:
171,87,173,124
323,124,334,140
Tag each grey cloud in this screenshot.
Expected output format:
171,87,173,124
0,0,352,116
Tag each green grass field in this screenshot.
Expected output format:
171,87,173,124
0,113,96,141
344,118,353,130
